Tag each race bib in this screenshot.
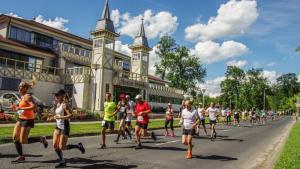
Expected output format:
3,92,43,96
137,116,144,121
120,107,125,113
17,110,24,115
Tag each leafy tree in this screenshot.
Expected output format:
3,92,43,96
166,46,206,92
276,73,300,98
154,36,177,80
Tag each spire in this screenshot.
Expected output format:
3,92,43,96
101,0,110,20
138,18,146,37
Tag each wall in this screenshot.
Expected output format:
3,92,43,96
0,23,8,38
31,81,64,105
72,82,90,109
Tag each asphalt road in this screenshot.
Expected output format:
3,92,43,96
0,117,292,169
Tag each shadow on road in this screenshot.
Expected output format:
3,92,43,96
141,145,186,151
193,155,238,161
0,153,43,158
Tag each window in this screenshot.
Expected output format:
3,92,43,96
75,48,80,55
123,61,130,71
105,84,110,93
94,39,103,48
10,27,17,39
10,26,31,43
80,49,85,56
142,54,148,62
105,40,114,49
132,53,141,61
63,44,69,52
85,51,91,57
34,33,53,48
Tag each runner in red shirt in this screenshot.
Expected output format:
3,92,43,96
133,94,157,149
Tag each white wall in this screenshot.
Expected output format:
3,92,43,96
0,24,8,38
31,81,64,105
72,82,90,109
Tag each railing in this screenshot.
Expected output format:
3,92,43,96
149,83,184,95
56,44,92,66
66,67,91,76
0,57,63,83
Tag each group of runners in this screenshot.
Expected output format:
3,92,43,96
9,78,276,167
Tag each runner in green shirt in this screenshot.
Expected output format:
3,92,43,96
100,93,117,149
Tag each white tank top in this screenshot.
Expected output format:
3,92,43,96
55,103,65,129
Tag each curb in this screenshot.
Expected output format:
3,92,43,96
250,118,295,169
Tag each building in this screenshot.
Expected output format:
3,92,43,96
0,0,184,112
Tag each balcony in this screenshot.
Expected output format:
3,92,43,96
55,44,92,66
64,67,91,84
148,83,184,98
0,57,63,83
113,70,148,89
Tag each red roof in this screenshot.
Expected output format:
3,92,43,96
148,75,168,83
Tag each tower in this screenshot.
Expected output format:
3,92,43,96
91,0,119,111
129,19,152,79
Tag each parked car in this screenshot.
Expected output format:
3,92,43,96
0,92,47,113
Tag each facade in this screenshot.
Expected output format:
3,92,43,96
0,0,184,112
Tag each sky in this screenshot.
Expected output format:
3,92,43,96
1,0,300,97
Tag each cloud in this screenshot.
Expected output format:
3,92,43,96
262,70,280,84
114,40,131,55
34,15,69,32
111,9,178,39
185,0,258,42
4,12,22,19
199,76,226,98
191,40,249,64
266,62,276,67
298,75,300,82
227,60,247,68
148,45,160,75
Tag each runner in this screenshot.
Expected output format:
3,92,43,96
11,77,48,163
196,103,207,136
52,90,85,168
180,100,199,159
250,108,256,125
261,109,267,125
221,106,226,124
226,108,231,125
233,109,240,127
114,94,128,144
206,102,219,141
100,93,117,149
124,95,135,140
164,103,175,137
133,94,157,149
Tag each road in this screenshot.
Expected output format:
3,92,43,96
0,117,292,169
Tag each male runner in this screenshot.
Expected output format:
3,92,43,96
206,102,219,140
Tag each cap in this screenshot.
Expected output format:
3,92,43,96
125,95,130,99
135,94,143,100
168,103,172,106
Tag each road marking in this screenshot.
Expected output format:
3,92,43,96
155,140,180,146
222,129,232,132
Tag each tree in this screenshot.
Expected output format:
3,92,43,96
166,46,206,92
154,36,177,80
276,73,300,98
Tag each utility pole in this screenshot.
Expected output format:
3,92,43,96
201,88,206,108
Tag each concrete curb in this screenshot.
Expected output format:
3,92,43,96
250,118,295,169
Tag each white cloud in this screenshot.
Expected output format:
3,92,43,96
4,12,23,19
199,76,226,98
34,15,69,32
191,40,249,64
262,70,280,84
148,45,160,75
185,0,258,42
298,75,300,82
227,59,247,68
111,9,178,39
114,40,131,55
266,62,276,67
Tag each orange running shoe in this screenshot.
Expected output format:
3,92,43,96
186,150,192,159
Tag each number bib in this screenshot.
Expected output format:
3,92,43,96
137,116,144,121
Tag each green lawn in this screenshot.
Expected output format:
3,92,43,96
0,120,179,144
275,123,300,169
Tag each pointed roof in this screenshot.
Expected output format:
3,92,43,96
131,18,150,49
101,0,110,20
95,0,116,34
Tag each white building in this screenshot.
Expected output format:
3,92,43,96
0,0,184,112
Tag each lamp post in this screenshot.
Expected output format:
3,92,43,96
201,88,206,108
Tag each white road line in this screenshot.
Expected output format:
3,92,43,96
155,140,180,146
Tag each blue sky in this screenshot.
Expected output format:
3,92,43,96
1,0,300,96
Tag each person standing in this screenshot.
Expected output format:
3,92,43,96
11,78,48,163
181,100,199,159
164,103,175,137
52,90,85,168
133,94,157,149
100,93,117,149
196,103,207,136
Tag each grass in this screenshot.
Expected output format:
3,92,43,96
0,119,180,144
274,123,300,169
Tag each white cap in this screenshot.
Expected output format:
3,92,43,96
135,94,143,100
125,95,130,99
